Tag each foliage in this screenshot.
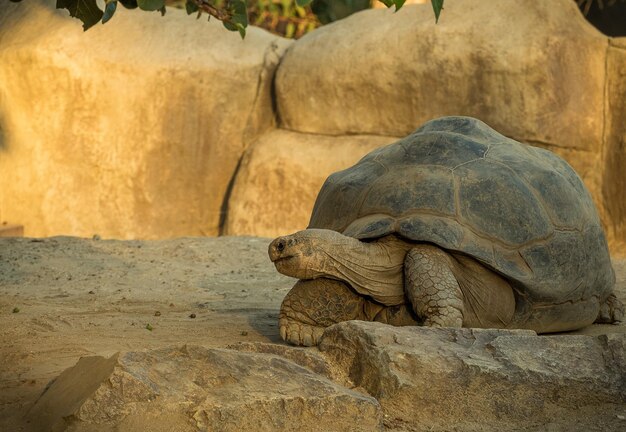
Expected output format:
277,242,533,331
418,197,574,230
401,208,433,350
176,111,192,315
8,0,444,36
247,1,319,39
577,0,625,15
310,0,370,25
577,0,626,36
183,0,321,38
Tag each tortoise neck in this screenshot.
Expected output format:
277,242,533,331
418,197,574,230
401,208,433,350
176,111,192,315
321,235,411,306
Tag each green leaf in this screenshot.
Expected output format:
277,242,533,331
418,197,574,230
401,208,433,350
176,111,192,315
56,0,104,31
393,0,406,12
222,0,248,39
236,22,246,39
377,0,405,12
223,21,247,39
230,0,248,27
102,1,117,24
136,0,165,12
313,0,370,24
295,0,313,6
118,0,138,9
185,0,198,15
431,0,444,23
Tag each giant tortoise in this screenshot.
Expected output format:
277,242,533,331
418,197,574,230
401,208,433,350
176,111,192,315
268,116,623,346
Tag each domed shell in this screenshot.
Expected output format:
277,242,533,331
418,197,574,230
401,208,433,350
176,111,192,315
308,117,614,303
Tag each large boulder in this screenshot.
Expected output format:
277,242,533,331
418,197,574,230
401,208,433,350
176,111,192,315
274,0,621,248
276,0,606,145
0,0,290,238
224,129,395,237
319,322,626,431
26,345,382,432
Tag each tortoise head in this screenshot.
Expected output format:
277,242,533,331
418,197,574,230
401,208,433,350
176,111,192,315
268,229,351,279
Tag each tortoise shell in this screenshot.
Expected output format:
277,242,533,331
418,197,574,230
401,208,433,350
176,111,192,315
308,117,614,303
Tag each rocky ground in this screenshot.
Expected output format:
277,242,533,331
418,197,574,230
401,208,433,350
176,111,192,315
0,236,625,431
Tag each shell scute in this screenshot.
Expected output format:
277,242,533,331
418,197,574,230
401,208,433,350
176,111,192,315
455,159,552,246
359,165,455,218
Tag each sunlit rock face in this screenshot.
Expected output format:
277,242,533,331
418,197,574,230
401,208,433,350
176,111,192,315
604,38,626,254
224,130,396,237
0,0,290,238
1,0,624,254
277,0,606,146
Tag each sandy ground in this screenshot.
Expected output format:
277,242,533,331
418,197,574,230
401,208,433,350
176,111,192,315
0,236,295,430
0,236,624,430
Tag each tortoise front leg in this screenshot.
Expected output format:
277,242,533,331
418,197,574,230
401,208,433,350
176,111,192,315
279,278,418,346
279,278,370,346
404,245,464,327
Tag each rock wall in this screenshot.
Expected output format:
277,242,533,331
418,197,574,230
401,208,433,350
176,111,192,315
224,130,395,236
277,0,607,144
604,37,626,253
0,0,290,238
0,0,624,252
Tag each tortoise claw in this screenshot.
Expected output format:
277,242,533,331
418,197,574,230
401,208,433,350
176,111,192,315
279,316,325,346
596,294,624,324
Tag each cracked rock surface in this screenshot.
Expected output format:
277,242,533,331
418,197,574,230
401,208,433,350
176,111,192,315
319,322,626,431
27,345,381,432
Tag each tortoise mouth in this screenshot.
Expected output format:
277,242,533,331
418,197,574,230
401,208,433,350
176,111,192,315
272,255,303,278
271,254,295,264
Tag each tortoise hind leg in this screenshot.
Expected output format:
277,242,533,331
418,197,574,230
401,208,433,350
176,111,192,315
404,245,464,327
595,294,624,324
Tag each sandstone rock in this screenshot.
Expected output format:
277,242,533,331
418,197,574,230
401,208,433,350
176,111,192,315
319,322,626,431
603,38,626,254
0,0,290,238
26,345,382,432
224,129,395,237
277,0,606,146
228,341,347,383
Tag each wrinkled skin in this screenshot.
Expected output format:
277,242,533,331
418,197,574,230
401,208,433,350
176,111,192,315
278,278,418,346
270,229,410,305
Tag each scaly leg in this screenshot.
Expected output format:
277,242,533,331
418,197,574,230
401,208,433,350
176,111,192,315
279,278,418,346
279,278,369,346
595,293,624,324
404,245,464,327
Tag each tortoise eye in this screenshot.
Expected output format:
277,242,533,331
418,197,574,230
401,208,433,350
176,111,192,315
276,241,285,252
